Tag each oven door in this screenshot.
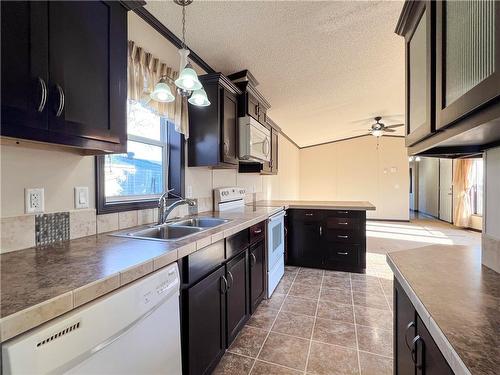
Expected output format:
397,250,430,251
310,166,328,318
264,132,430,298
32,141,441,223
267,210,285,271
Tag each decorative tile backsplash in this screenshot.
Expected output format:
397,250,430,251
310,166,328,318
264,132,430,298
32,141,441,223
35,212,70,246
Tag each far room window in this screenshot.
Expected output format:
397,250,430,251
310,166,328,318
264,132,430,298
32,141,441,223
469,159,484,216
104,101,168,203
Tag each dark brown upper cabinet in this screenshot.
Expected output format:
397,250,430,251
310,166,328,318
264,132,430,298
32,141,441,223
397,1,436,147
397,1,500,157
435,1,500,130
1,1,130,154
188,73,242,168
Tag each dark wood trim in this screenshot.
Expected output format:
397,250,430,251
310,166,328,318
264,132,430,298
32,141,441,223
395,0,417,36
119,1,146,11
227,70,259,87
367,218,411,223
167,119,186,197
132,7,215,74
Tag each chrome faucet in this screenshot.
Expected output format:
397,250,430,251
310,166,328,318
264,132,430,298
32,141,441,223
158,189,196,225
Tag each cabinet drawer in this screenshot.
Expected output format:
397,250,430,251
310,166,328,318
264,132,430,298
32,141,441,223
326,217,357,230
290,209,324,222
226,229,249,259
324,244,359,265
181,240,225,286
249,221,265,244
324,229,361,244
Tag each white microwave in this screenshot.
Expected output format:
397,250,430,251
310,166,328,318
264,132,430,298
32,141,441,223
239,116,271,162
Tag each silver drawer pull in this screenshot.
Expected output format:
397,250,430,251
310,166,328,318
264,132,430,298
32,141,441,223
305,213,313,216
337,252,348,255
253,229,262,234
337,235,349,239
338,211,348,214
339,222,349,225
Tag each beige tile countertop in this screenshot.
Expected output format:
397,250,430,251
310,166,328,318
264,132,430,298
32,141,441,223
0,206,282,342
249,200,376,211
387,245,499,375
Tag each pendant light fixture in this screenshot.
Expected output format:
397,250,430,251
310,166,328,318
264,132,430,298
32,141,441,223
150,0,210,107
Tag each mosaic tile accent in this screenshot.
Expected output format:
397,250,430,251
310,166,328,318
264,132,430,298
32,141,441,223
35,212,70,246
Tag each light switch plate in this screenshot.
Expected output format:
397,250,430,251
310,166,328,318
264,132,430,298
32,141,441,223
74,187,89,209
25,188,44,214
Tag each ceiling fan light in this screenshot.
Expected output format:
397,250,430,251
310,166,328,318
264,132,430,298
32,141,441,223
188,88,210,106
372,129,384,137
150,79,175,103
175,64,202,91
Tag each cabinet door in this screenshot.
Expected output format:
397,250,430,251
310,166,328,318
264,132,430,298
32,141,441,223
249,240,265,313
405,1,435,146
183,266,227,375
247,94,260,121
1,1,48,133
47,1,127,144
436,1,500,130
270,128,279,174
226,250,249,345
395,279,417,375
287,210,324,268
416,316,454,375
221,89,239,165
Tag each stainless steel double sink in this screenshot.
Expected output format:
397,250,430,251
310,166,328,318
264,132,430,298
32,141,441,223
111,217,231,242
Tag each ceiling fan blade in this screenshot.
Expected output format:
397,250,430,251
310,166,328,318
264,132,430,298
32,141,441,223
384,128,396,133
385,123,405,129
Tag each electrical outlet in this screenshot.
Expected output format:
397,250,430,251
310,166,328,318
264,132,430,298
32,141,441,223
74,187,89,209
25,188,44,214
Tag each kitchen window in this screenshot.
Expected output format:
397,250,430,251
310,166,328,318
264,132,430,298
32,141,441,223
96,100,184,214
469,159,484,216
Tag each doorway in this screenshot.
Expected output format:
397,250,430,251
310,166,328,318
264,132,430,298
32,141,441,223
439,159,453,223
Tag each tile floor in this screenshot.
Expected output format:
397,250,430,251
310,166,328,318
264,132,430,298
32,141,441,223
213,216,480,375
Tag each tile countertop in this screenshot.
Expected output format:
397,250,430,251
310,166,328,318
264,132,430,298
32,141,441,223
387,245,499,375
0,206,282,343
249,200,376,211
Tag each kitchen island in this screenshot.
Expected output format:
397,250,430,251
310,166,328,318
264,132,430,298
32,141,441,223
387,245,499,375
250,200,376,272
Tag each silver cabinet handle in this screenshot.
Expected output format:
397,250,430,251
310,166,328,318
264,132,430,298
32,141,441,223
227,271,234,290
221,276,228,294
337,252,348,255
253,229,262,234
338,211,348,214
339,222,349,225
305,213,313,216
250,253,256,267
338,235,349,239
319,226,323,236
55,84,65,117
37,77,47,112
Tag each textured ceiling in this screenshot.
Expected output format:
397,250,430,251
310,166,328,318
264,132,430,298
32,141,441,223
145,0,405,147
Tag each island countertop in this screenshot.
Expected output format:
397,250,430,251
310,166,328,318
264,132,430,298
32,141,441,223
387,245,499,375
249,200,376,211
0,206,282,342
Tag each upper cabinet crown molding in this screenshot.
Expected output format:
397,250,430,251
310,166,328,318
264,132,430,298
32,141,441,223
397,0,500,156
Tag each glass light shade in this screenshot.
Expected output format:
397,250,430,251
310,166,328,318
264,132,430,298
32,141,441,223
372,129,384,137
150,79,175,103
188,88,210,107
175,65,202,91
415,156,421,162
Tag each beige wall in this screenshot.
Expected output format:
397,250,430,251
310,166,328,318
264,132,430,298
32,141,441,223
299,136,409,220
417,157,439,217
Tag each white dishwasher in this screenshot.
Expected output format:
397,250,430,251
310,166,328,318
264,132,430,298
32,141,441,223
2,263,182,375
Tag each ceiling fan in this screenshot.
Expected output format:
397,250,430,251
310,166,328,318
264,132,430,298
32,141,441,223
366,116,404,137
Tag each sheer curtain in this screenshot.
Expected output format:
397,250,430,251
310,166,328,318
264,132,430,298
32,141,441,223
127,40,189,138
453,159,473,227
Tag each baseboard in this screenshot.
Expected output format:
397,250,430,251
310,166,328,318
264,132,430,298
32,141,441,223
467,227,482,233
367,218,411,223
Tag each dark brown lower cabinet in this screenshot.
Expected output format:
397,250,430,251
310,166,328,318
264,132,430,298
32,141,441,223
249,240,265,313
182,266,226,375
394,279,454,375
226,250,250,345
287,209,366,272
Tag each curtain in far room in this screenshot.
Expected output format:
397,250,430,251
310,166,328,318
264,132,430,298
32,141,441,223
453,159,473,227
127,40,189,138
